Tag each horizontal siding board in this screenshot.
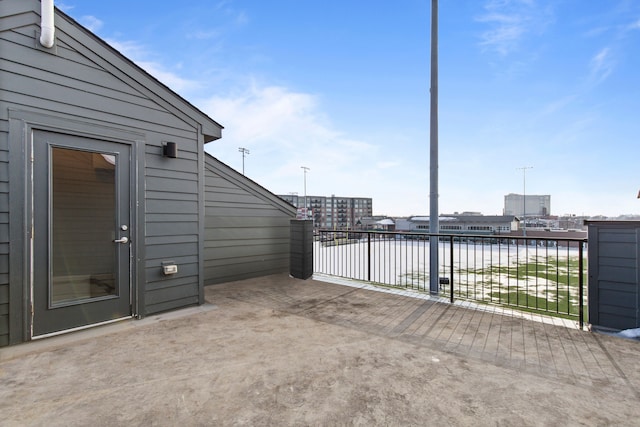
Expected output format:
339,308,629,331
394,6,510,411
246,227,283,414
145,199,198,215
205,238,289,250
146,242,198,260
146,276,201,291
597,242,635,259
146,213,198,223
145,166,198,182
598,265,636,283
146,191,198,202
205,253,289,269
204,206,289,217
146,282,199,305
599,288,635,308
146,175,198,193
147,222,199,237
598,313,637,330
204,216,291,228
204,191,269,205
598,256,637,269
204,243,289,260
145,296,199,315
146,235,198,245
598,230,638,243
204,260,289,286
145,147,199,164
597,281,638,292
205,226,289,241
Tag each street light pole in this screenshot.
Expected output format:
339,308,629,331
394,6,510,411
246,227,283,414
238,147,250,175
517,166,533,236
301,166,310,219
429,0,439,294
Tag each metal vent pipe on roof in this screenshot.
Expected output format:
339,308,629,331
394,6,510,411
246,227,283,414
40,0,55,48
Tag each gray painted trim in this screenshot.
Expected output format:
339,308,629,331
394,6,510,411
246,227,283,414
197,134,205,305
8,117,28,344
134,140,146,318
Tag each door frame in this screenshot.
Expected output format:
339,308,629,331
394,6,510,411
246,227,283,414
8,110,145,343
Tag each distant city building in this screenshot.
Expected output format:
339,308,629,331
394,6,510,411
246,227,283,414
395,215,520,235
357,216,395,231
279,194,373,229
504,193,551,217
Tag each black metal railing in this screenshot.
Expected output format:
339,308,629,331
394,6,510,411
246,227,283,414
313,230,587,328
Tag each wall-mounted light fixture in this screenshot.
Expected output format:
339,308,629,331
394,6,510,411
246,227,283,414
163,142,178,158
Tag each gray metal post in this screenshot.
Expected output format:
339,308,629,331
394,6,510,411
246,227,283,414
429,0,439,294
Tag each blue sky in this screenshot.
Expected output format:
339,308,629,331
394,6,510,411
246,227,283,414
58,0,640,217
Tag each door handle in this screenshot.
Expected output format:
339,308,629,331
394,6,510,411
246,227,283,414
114,237,129,244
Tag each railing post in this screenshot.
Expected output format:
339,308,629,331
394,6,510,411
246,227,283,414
579,240,584,330
367,232,371,282
450,235,454,303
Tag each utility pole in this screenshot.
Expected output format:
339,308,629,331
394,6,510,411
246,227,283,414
238,147,250,175
301,166,310,219
429,0,439,294
517,166,533,236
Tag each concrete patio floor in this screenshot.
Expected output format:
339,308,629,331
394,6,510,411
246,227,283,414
1,273,639,426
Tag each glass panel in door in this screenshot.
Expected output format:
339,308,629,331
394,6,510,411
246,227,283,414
51,147,118,305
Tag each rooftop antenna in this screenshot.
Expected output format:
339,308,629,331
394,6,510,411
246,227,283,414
238,147,250,175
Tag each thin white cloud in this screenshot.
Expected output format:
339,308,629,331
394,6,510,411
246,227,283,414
55,3,74,13
589,47,614,84
629,18,640,30
199,82,405,200
105,39,201,93
477,0,552,56
187,30,221,40
79,15,103,33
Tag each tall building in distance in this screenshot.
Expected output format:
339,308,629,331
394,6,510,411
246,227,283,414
279,194,373,229
504,193,551,217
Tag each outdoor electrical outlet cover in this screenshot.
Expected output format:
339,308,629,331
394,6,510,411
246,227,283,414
161,262,178,275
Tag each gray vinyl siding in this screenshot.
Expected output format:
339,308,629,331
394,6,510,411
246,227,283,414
588,222,640,330
144,143,202,314
0,0,222,343
204,154,296,285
